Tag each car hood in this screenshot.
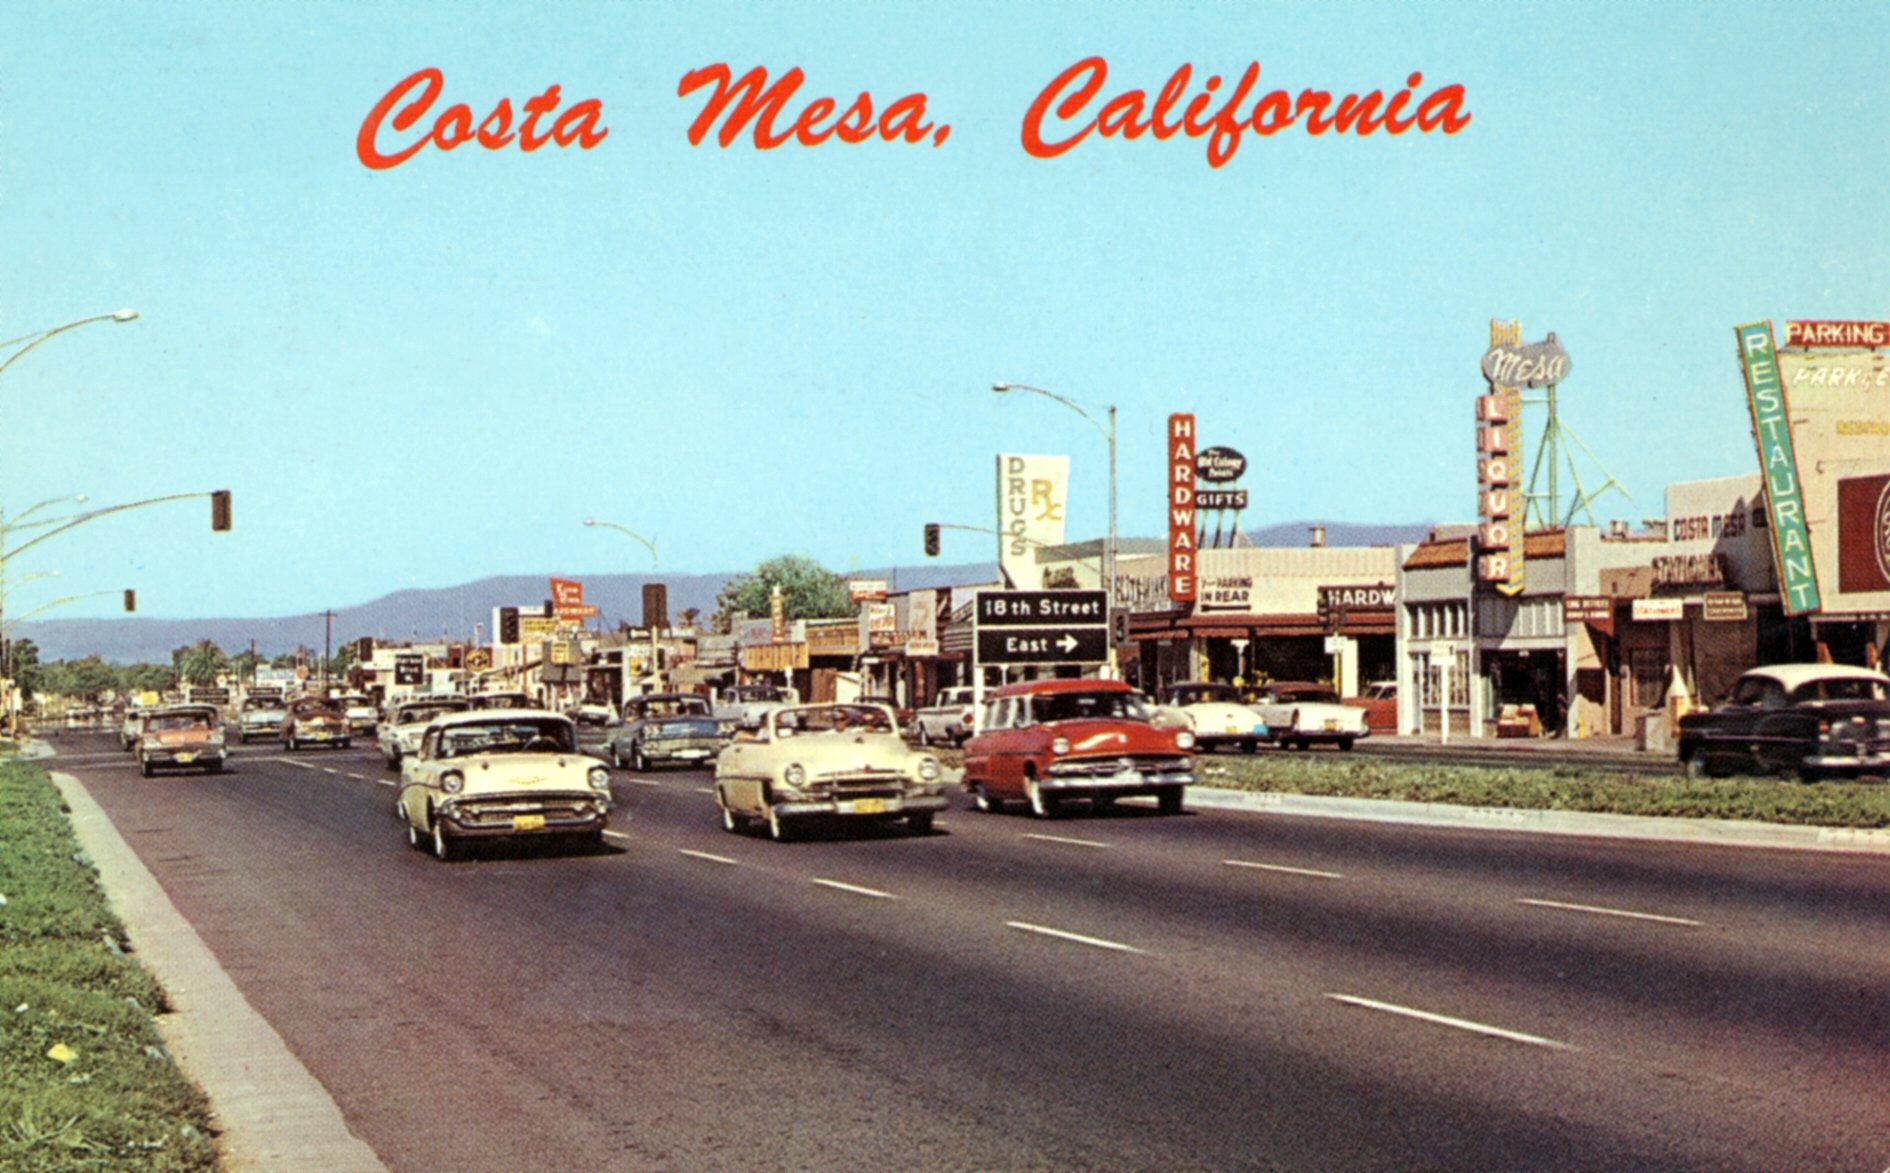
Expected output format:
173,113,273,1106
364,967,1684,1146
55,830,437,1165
150,729,218,747
1038,719,1184,754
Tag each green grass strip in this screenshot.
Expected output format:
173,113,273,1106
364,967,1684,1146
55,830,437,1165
1190,752,1890,828
0,761,218,1172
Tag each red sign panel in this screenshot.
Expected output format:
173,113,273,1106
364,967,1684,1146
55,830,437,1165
1168,413,1197,601
1786,321,1890,348
1837,473,1890,592
549,577,589,620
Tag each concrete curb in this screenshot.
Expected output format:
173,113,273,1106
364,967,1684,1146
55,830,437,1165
50,771,388,1173
1182,784,1890,855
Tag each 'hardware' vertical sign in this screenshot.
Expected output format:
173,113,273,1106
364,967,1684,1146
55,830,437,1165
1169,413,1197,601
1736,321,1821,615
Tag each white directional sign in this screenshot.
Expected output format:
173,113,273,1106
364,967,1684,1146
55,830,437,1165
973,590,1109,665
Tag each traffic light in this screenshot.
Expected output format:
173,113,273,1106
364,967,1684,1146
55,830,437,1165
923,522,940,557
210,490,232,531
123,589,136,613
499,606,520,645
1111,608,1130,647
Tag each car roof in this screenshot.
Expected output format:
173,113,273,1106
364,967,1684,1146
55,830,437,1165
1743,663,1890,690
152,704,219,717
428,708,572,728
989,678,1137,698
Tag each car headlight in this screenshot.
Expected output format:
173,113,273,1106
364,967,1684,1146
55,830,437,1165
207,734,225,747
1051,737,1071,755
784,763,805,788
917,755,941,782
441,770,464,794
588,766,610,790
1175,731,1196,750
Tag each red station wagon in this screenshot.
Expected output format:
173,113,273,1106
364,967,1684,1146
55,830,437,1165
961,678,1196,818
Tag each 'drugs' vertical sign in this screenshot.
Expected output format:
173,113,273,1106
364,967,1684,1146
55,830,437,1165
1736,321,1822,615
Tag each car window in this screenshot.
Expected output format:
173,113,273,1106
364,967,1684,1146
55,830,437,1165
439,719,573,756
1030,690,1153,724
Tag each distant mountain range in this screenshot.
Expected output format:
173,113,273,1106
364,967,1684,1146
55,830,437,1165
15,521,1435,663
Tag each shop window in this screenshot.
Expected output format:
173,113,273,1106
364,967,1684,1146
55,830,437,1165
1629,648,1669,709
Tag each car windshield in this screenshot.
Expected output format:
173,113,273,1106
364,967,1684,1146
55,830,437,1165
1277,687,1341,705
1174,685,1240,704
653,718,720,738
399,703,467,725
733,686,783,702
1031,690,1153,723
438,719,574,757
148,714,212,731
773,705,894,735
635,698,710,718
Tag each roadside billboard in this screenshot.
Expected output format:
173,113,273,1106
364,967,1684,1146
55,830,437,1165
995,453,1069,589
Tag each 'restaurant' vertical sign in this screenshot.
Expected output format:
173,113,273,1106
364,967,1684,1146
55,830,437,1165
1737,321,1822,614
1476,320,1527,596
1169,413,1197,601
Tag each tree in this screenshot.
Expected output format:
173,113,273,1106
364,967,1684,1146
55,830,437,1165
713,555,854,632
8,638,40,698
121,663,178,695
65,656,119,701
177,640,229,686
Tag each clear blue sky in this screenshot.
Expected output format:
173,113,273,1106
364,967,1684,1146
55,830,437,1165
5,1,1887,620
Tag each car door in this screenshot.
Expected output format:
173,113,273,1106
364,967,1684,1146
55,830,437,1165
715,721,771,815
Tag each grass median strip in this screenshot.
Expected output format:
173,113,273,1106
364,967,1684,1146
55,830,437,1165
1191,755,1890,829
0,760,217,1171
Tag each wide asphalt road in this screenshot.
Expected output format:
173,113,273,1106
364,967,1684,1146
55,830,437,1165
51,729,1890,1172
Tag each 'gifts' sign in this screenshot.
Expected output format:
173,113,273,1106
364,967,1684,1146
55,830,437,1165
1169,413,1197,601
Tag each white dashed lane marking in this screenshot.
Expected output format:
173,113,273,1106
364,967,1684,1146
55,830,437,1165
1021,832,1110,850
1224,860,1345,880
1327,993,1574,1051
1005,921,1146,954
812,878,899,901
1516,898,1702,927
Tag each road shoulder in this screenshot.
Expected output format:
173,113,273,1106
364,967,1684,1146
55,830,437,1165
51,769,388,1173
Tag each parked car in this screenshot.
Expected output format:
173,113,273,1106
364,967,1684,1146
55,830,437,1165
1346,681,1400,733
712,683,798,729
335,694,380,734
1250,681,1371,751
1676,663,1890,782
396,709,613,860
962,679,1195,817
713,702,947,840
137,704,227,776
606,693,724,770
236,696,288,744
565,699,617,726
908,686,977,747
281,696,350,751
378,696,471,769
1151,682,1270,752
119,705,153,752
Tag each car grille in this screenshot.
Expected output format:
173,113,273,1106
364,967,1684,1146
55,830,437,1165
1049,754,1192,778
446,795,600,828
810,770,909,799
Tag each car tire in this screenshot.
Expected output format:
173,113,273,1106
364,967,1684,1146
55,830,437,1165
611,744,626,769
1338,737,1355,752
1026,778,1058,819
339,740,350,750
632,746,649,773
406,820,424,851
1799,760,1826,784
721,803,744,834
205,760,223,775
766,804,792,842
140,760,154,778
972,784,1002,814
431,817,457,861
1241,740,1258,754
1158,788,1184,816
915,723,931,747
1683,750,1712,781
907,811,935,834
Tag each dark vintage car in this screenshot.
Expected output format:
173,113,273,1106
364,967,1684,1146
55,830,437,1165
605,693,725,770
281,696,351,751
962,678,1195,818
1676,664,1890,782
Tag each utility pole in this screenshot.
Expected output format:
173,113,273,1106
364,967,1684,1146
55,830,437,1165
323,610,336,691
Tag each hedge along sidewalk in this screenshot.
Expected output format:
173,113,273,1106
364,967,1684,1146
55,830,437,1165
1185,754,1890,852
42,767,387,1173
0,760,216,1172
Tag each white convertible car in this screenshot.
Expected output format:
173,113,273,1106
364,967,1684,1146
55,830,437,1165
1250,681,1371,751
397,709,614,860
713,702,947,841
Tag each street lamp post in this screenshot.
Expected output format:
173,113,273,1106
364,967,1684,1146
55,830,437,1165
584,518,660,692
0,309,139,381
992,382,1119,676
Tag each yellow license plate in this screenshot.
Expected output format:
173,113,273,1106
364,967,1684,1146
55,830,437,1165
849,799,888,815
176,752,196,763
512,814,547,831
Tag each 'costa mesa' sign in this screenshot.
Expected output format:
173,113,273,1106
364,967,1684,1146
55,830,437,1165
1481,333,1571,387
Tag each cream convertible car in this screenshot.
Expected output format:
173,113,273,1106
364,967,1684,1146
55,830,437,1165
397,709,614,860
714,702,948,841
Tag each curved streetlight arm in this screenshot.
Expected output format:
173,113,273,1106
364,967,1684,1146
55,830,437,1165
583,519,658,567
2,494,90,533
0,309,139,381
2,492,210,565
992,382,1111,445
932,522,1106,574
3,590,119,628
